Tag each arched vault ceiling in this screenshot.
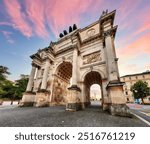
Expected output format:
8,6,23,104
57,62,72,82
84,71,102,88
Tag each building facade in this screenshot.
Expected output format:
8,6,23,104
20,10,130,116
120,71,150,104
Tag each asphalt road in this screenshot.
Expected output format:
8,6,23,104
0,105,148,127
127,104,150,125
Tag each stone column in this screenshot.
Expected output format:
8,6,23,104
66,47,81,111
104,30,119,82
81,82,86,108
104,29,130,117
35,67,40,80
72,47,78,85
33,67,41,92
41,59,50,90
26,64,36,92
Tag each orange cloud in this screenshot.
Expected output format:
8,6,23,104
145,64,150,70
4,0,32,37
117,32,150,58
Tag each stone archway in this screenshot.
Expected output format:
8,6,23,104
21,10,130,116
83,71,103,107
51,61,72,105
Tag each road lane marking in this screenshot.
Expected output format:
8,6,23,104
130,112,150,126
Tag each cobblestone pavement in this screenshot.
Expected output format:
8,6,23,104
0,105,148,127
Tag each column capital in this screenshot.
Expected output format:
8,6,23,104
103,29,114,38
31,62,38,68
103,26,117,38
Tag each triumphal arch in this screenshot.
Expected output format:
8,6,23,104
20,10,130,116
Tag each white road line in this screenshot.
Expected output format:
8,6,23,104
131,112,150,126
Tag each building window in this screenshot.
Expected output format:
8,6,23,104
126,91,128,95
135,76,138,79
129,77,131,80
143,75,145,79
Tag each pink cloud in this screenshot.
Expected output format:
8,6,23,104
117,0,141,31
4,0,32,37
1,30,15,44
25,0,49,38
45,0,95,37
3,0,98,38
118,32,150,58
132,7,150,36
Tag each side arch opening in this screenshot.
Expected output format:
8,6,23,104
83,71,103,108
52,62,72,105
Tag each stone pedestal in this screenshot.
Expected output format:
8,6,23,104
66,85,82,111
110,104,131,117
107,81,131,117
35,90,50,107
19,92,36,107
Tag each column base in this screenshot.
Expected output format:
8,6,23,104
66,85,81,111
102,103,109,110
109,104,132,117
66,103,82,111
19,92,36,107
106,81,126,104
80,102,90,109
35,90,50,107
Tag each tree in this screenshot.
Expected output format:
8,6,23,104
131,80,150,104
0,65,10,80
14,78,28,99
0,65,28,101
0,65,11,100
0,79,16,105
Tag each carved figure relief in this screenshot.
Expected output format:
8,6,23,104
52,77,69,104
83,51,102,65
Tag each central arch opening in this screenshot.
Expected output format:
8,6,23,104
90,84,102,106
84,71,103,107
52,62,72,105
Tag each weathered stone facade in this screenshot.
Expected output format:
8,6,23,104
20,10,129,116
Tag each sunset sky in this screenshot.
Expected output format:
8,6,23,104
0,0,150,81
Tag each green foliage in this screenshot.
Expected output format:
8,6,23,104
130,80,150,102
0,65,10,80
0,80,16,99
14,78,28,99
0,65,28,100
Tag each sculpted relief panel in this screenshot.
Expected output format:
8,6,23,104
52,77,69,105
83,51,102,65
79,23,100,42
